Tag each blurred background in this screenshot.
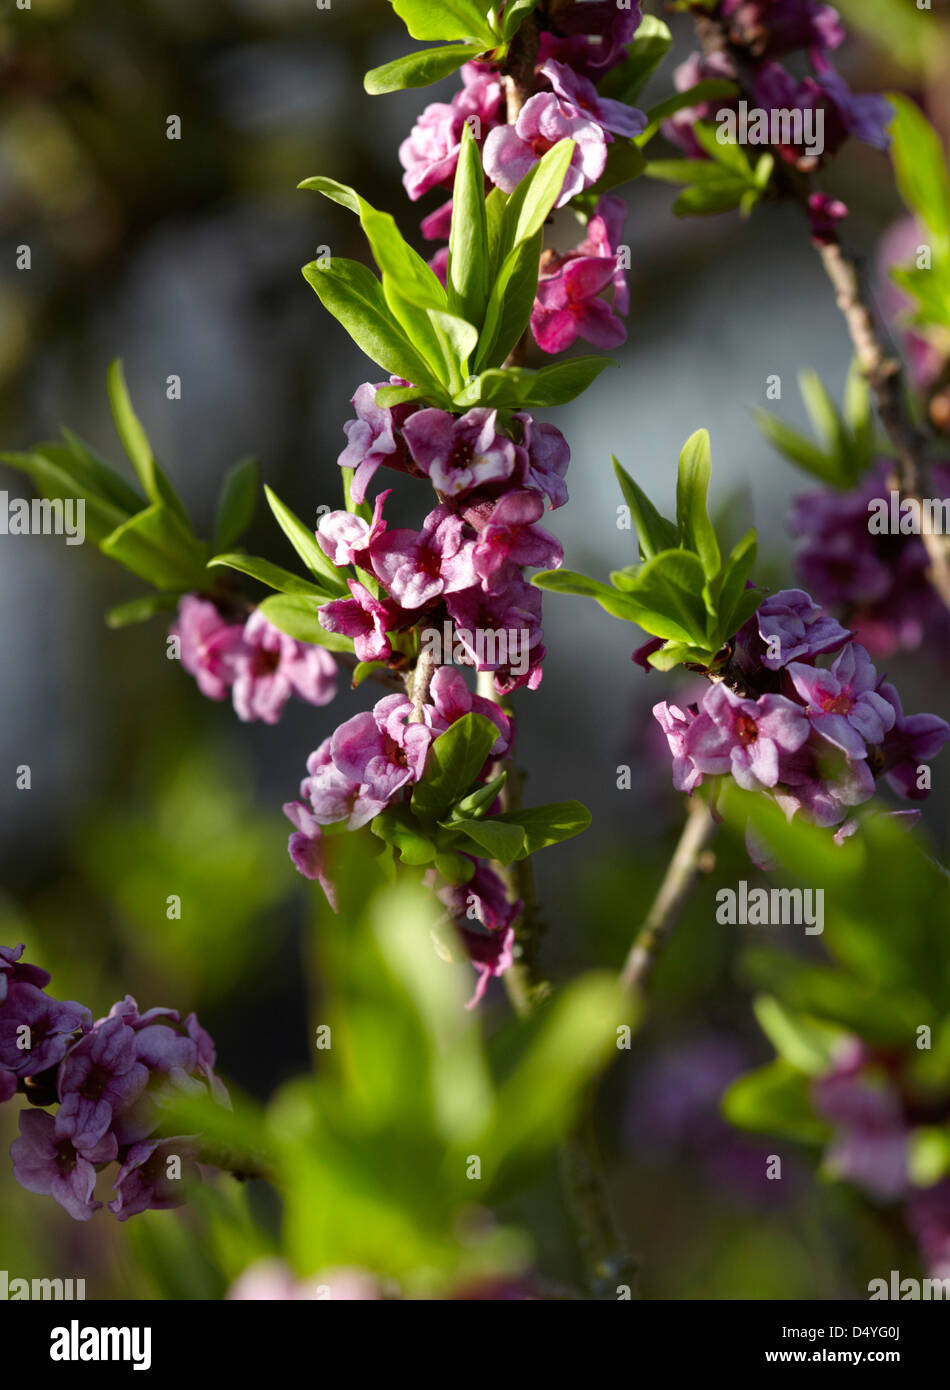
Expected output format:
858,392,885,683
0,0,947,1298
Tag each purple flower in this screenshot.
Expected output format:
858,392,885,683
185,1012,229,1107
786,643,895,758
170,595,246,701
482,93,609,207
446,574,546,693
513,414,571,509
232,611,337,724
720,0,845,57
774,737,876,827
338,380,420,503
807,191,848,244
752,61,892,166
472,491,563,594
318,579,404,663
737,587,851,671
458,926,516,1009
12,1108,117,1222
540,59,646,139
369,504,477,608
813,1045,910,1201
285,816,339,911
686,684,811,790
316,489,389,568
877,683,950,800
532,250,627,354
537,3,643,80
0,943,50,1004
330,696,434,802
55,1016,150,1152
0,983,91,1075
429,666,512,757
399,63,503,202
403,408,518,498
109,1136,200,1221
653,701,703,794
288,738,386,831
663,52,739,157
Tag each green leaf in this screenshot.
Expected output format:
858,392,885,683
887,92,950,246
256,594,354,650
474,228,544,369
645,640,714,671
214,457,259,552
798,368,844,455
752,409,843,486
99,503,207,590
676,429,720,578
449,816,525,863
428,309,479,381
370,804,439,866
447,123,490,329
503,139,575,250
364,43,480,95
301,258,440,391
459,357,615,408
612,548,711,644
752,996,845,1077
532,567,643,622
106,360,190,528
411,713,501,822
492,800,591,857
263,485,349,595
715,529,759,640
448,770,507,820
580,139,646,201
673,178,750,217
207,552,327,598
612,456,679,560
692,119,754,178
391,0,497,45
105,592,181,628
501,0,539,42
722,1060,828,1145
59,428,145,515
597,16,672,105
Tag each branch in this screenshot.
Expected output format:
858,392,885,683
620,797,717,994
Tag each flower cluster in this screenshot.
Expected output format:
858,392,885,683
652,588,950,843
1,944,226,1222
172,595,337,724
789,462,950,656
401,5,645,354
814,1038,950,1281
665,0,891,231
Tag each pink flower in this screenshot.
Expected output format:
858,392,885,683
316,490,389,569
482,92,609,207
540,59,646,138
318,579,404,663
653,702,703,794
399,63,503,202
369,504,477,609
472,490,563,594
531,194,629,353
171,595,246,701
403,407,518,497
331,696,435,802
786,643,896,759
686,684,811,791
232,611,337,724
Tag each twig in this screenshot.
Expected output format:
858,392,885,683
620,797,717,994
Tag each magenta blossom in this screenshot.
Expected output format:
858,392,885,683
403,407,518,497
399,63,503,202
370,504,477,608
316,490,388,568
532,251,627,353
774,737,875,828
653,701,703,794
109,1136,200,1221
686,684,811,791
472,491,563,594
288,738,386,831
537,3,643,80
55,1016,149,1152
330,695,434,802
12,1109,117,1222
482,93,608,206
0,943,50,1004
446,574,546,693
786,643,895,759
877,683,950,800
429,666,512,758
285,815,339,911
736,587,851,672
318,579,404,663
663,51,739,157
171,595,245,701
514,414,571,509
752,61,891,165
0,983,91,1076
338,380,420,503
720,0,844,57
232,611,337,724
540,59,646,139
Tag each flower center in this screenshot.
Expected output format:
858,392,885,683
734,714,759,744
251,648,282,677
55,1140,78,1175
819,688,854,715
